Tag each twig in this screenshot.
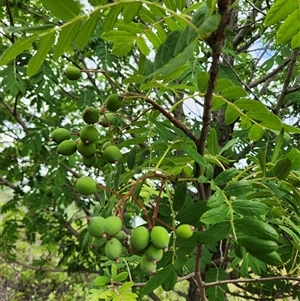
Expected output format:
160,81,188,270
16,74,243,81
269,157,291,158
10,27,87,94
274,50,299,114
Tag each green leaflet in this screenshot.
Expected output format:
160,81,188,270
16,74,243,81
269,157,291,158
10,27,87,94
103,4,123,32
207,190,224,208
271,128,284,163
27,30,56,76
264,0,298,26
207,128,220,156
231,200,270,216
248,124,264,142
123,2,142,23
224,181,252,197
154,30,182,69
173,182,187,211
197,71,209,94
0,34,38,65
273,158,292,180
200,204,230,225
180,143,207,167
225,104,240,125
141,265,173,295
161,269,177,291
284,148,300,169
222,86,247,100
234,218,278,240
75,10,100,48
249,251,282,266
41,0,81,20
4,25,55,33
237,236,278,253
53,19,82,60
197,221,231,244
214,168,240,186
276,9,300,45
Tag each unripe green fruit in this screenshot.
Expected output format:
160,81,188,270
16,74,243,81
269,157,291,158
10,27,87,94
105,94,123,112
77,140,97,158
82,156,97,167
87,216,106,238
51,128,71,144
76,176,97,196
57,140,77,156
102,141,111,150
82,107,100,124
103,145,122,163
104,237,123,260
176,224,194,239
103,216,122,237
91,236,107,250
115,231,126,242
80,125,99,145
144,244,164,262
130,226,150,251
64,65,81,80
150,226,170,249
99,113,116,127
140,254,156,274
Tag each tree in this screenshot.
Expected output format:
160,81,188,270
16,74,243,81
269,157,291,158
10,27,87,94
1,0,300,300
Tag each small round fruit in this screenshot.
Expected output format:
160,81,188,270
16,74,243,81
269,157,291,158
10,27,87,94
105,94,123,112
144,244,163,262
102,141,111,150
76,176,97,196
57,140,77,156
130,226,150,251
77,140,97,158
103,216,122,237
99,113,116,127
176,224,194,239
82,156,97,167
91,236,108,250
64,65,81,80
87,216,106,238
115,231,126,242
140,254,156,274
51,128,71,144
80,125,99,145
82,107,100,124
103,145,122,163
104,237,123,260
150,226,170,249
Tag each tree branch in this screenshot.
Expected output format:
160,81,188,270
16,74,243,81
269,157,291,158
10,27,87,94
274,50,299,114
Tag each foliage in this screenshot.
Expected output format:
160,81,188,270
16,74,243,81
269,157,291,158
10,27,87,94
1,0,300,300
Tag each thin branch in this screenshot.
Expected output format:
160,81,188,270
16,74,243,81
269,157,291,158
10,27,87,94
204,275,300,288
248,58,291,88
0,175,17,190
274,50,299,114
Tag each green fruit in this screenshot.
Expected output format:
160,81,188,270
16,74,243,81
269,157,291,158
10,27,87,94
87,216,106,238
99,113,116,127
76,176,97,196
77,140,97,158
176,224,194,239
64,65,81,80
144,244,163,262
91,236,108,250
140,254,156,274
115,231,126,242
103,145,122,163
51,128,71,143
104,237,123,260
105,94,123,112
82,156,98,167
102,141,111,150
80,125,99,145
130,226,150,251
57,140,77,156
150,226,170,249
82,107,100,124
103,216,122,237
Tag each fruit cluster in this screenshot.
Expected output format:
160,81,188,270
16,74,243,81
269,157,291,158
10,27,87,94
50,66,125,196
88,216,125,261
87,217,195,275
